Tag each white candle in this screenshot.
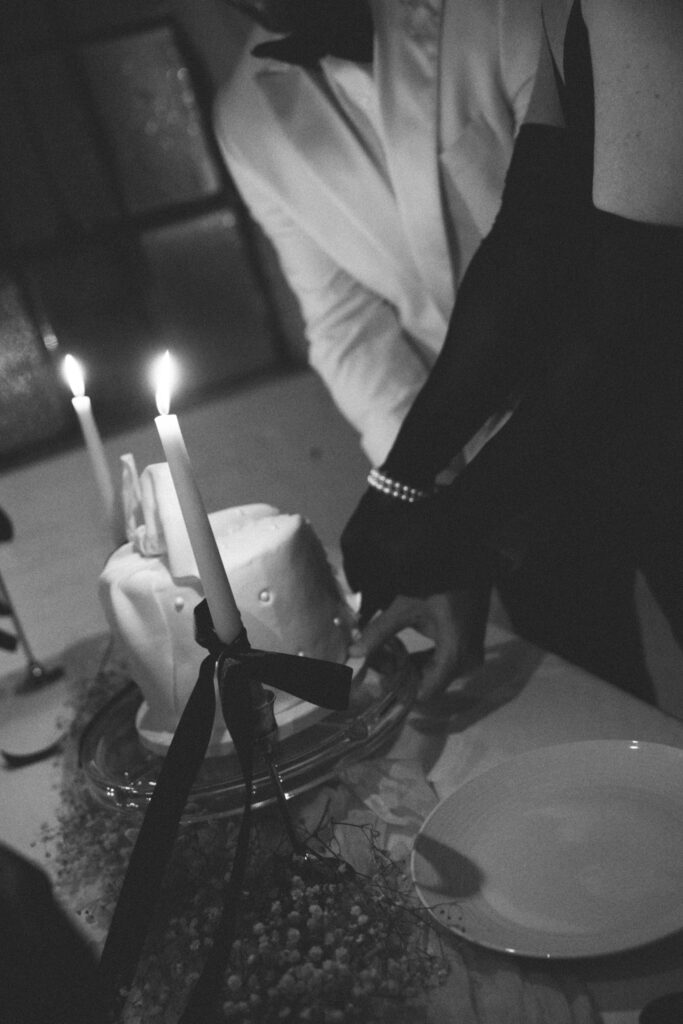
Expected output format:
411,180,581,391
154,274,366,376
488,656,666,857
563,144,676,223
62,354,118,541
152,351,242,644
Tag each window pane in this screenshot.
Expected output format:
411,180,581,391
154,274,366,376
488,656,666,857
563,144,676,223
0,273,69,462
18,53,120,231
82,26,223,216
0,66,61,248
141,209,281,393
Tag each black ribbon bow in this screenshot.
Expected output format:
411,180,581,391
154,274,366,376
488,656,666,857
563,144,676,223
251,2,374,68
98,600,352,1020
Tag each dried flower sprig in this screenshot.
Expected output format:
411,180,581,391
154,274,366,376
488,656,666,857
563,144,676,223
44,649,448,1023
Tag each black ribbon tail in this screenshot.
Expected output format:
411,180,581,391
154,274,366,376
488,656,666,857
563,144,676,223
239,650,352,710
179,655,258,1023
97,651,218,1012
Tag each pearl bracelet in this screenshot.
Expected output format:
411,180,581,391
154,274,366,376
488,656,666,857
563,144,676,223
367,467,432,503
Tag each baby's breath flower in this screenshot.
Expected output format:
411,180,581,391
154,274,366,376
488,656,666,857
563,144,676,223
47,659,449,1024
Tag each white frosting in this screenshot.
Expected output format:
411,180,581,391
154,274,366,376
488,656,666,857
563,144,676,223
99,500,354,754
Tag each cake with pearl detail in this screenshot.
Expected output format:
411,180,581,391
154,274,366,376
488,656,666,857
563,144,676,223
98,459,354,754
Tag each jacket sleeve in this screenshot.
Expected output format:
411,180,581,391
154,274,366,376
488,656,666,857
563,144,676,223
219,145,433,466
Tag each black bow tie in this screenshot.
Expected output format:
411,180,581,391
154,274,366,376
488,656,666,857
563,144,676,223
252,7,374,67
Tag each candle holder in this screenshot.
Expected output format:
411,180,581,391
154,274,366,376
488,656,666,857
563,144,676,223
0,571,63,693
229,672,356,878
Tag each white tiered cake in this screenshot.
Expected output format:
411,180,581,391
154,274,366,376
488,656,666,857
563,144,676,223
99,460,354,754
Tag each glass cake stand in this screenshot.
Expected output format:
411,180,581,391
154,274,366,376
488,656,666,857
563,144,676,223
79,639,417,822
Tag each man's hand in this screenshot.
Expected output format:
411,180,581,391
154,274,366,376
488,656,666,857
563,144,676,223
349,588,489,701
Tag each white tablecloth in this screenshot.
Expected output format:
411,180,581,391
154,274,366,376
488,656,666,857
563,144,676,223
2,623,683,1024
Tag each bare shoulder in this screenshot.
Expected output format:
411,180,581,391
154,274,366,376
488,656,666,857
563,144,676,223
583,0,683,89
584,0,683,222
583,0,683,27
582,0,683,54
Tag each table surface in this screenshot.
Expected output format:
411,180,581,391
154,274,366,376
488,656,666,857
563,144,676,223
2,621,683,1024
393,625,683,1024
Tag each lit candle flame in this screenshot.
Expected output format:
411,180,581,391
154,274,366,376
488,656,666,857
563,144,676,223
63,354,85,398
153,350,176,417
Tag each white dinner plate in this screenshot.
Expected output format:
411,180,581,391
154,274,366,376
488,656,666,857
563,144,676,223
411,740,683,958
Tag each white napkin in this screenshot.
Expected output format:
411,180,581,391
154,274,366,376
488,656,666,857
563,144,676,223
120,454,196,577
120,454,143,548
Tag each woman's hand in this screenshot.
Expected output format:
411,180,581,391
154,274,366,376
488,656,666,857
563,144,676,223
349,588,489,702
341,484,491,622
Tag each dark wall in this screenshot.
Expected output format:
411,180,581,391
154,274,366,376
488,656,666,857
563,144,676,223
0,1,302,466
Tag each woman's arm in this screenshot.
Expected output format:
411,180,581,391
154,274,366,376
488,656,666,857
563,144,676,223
344,0,683,624
374,10,580,489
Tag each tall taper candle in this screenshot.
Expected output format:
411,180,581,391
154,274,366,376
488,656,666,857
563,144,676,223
153,351,242,644
62,354,118,542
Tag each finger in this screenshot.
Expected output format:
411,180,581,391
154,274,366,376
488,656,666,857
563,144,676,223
416,644,463,702
416,623,488,702
415,603,475,701
358,591,382,629
350,599,415,657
